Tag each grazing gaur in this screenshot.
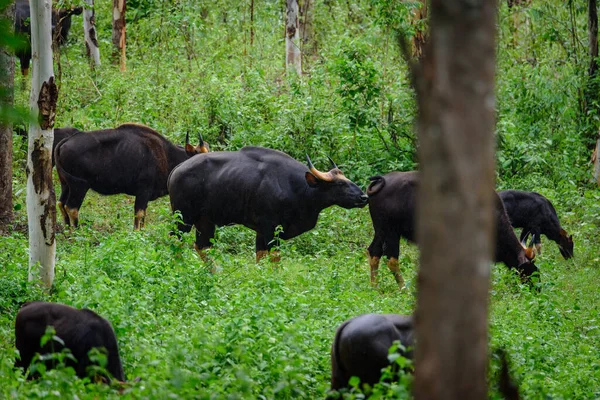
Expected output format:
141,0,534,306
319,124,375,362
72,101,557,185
330,314,414,391
367,171,538,287
54,123,209,229
499,190,573,259
168,147,368,262
15,302,125,382
14,0,83,76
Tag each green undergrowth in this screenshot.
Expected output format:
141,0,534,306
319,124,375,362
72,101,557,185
3,0,600,398
1,182,599,398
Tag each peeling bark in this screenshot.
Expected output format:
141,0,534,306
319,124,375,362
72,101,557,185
27,0,56,288
112,0,126,72
83,0,101,67
411,0,427,60
0,1,15,232
286,0,301,75
414,1,498,398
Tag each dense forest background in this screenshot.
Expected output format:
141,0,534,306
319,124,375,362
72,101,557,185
1,0,599,398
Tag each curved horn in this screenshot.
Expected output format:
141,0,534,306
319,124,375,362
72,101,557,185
327,155,338,170
198,133,204,146
306,154,333,182
185,132,190,145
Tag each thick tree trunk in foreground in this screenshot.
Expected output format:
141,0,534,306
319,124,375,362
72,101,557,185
286,0,301,75
414,1,498,398
83,0,101,67
0,0,15,233
112,0,126,72
27,0,57,288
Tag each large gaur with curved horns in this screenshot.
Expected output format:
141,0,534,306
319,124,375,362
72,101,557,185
54,123,209,229
366,171,538,288
167,146,368,262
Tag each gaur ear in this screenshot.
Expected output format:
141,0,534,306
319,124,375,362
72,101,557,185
560,228,568,237
305,171,320,187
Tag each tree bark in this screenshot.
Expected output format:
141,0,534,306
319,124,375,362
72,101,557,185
83,0,101,67
0,0,15,233
593,137,600,185
414,1,498,399
112,0,126,72
299,0,315,60
250,0,254,47
286,0,301,75
27,0,57,289
411,0,427,59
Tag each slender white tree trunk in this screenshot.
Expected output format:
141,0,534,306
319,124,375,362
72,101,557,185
83,0,101,67
286,0,301,75
27,0,57,288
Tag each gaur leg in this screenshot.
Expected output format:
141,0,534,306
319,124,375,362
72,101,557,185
63,181,90,228
57,180,70,226
255,231,280,263
194,216,216,268
367,232,385,285
133,196,150,230
383,232,404,288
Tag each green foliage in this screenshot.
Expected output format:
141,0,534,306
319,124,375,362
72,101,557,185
1,0,600,398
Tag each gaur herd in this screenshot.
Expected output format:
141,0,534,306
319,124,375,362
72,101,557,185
11,4,574,394
12,121,573,393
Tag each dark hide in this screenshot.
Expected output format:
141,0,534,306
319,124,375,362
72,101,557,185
54,123,208,228
367,171,538,282
14,301,125,382
14,0,83,76
499,190,573,259
52,127,81,166
330,314,414,391
168,146,368,260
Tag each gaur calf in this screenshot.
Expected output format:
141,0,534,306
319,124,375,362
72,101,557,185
499,189,573,259
168,147,368,262
54,123,209,229
14,302,125,382
330,314,414,391
367,171,538,287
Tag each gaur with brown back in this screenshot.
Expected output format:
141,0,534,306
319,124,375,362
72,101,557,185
499,190,573,259
168,147,368,262
367,171,538,287
14,302,125,382
54,123,209,229
330,314,414,391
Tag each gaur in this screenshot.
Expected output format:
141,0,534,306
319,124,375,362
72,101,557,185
14,0,83,76
168,147,368,262
330,314,414,391
14,301,125,382
499,189,573,259
54,123,209,229
367,171,538,287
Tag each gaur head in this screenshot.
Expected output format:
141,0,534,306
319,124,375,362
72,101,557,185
185,132,210,156
520,233,537,262
305,155,368,209
558,229,574,259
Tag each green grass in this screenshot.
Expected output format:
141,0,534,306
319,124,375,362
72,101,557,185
2,0,600,398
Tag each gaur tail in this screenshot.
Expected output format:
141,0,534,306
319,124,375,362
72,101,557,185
498,349,521,400
367,176,386,196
